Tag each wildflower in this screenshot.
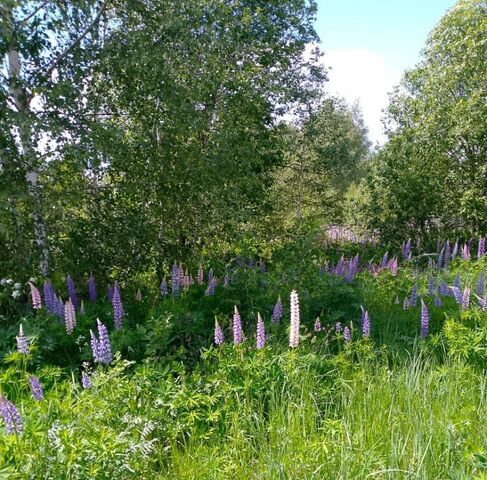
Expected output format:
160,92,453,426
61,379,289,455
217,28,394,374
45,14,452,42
0,397,23,434
271,296,283,323
314,317,322,332
444,240,451,268
81,371,91,389
361,306,370,337
197,265,204,285
204,277,217,296
478,237,485,259
452,241,458,260
476,272,485,297
343,326,351,343
428,276,435,295
28,376,44,401
88,275,96,303
437,248,444,269
403,297,411,310
388,257,398,276
11,290,21,299
136,288,142,301
256,312,266,349
43,280,55,312
64,298,76,335
402,239,412,260
214,318,224,345
381,251,389,268
335,322,342,333
450,286,463,305
171,262,180,295
461,244,470,260
90,319,112,364
66,275,78,309
233,306,243,344
107,284,114,301
16,324,29,355
461,287,470,310
289,290,300,348
29,282,42,309
410,284,418,306
420,299,429,337
479,296,487,311
434,294,442,307
112,282,124,330
160,278,168,296
55,295,65,320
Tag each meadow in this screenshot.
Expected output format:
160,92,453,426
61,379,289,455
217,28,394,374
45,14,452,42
0,237,486,479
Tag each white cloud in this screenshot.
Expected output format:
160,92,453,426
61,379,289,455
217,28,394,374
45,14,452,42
323,48,401,145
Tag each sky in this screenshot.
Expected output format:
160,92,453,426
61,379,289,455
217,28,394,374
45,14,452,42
314,0,457,144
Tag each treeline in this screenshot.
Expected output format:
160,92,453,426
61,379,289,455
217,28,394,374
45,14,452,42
0,0,485,282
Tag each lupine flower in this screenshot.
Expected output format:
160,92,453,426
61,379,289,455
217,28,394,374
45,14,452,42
28,376,44,401
232,306,243,344
16,324,29,355
343,326,351,343
478,237,485,259
0,396,23,435
437,248,444,269
402,239,412,260
388,257,398,276
477,272,485,297
444,240,451,268
43,280,55,312
171,263,180,295
450,286,463,305
160,278,168,296
272,296,283,323
208,268,214,284
428,276,435,295
335,256,344,276
403,297,411,310
66,275,78,309
107,284,114,301
461,244,470,260
381,252,389,268
420,299,429,337
214,318,224,345
314,317,322,332
64,298,76,335
452,241,458,260
361,306,370,337
256,312,266,349
289,290,300,348
80,300,85,315
204,277,217,296
197,265,204,285
479,296,487,311
81,371,91,389
434,294,442,307
29,282,42,309
438,280,448,296
410,284,418,307
88,275,96,302
461,287,470,310
136,288,142,301
335,322,342,333
112,282,124,330
90,319,112,364
55,295,65,320
453,274,461,291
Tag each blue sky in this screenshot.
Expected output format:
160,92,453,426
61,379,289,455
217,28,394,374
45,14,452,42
314,0,457,143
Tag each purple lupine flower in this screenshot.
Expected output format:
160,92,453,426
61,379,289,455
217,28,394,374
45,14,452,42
478,237,485,259
444,240,451,268
381,252,389,268
314,317,322,332
55,295,65,320
16,324,29,355
361,306,370,337
256,313,266,349
388,257,398,276
403,297,411,310
171,262,180,295
343,326,351,343
112,282,124,330
91,319,112,364
335,321,343,333
28,376,44,401
29,282,42,310
450,287,463,305
461,287,470,310
438,280,448,296
204,277,217,296
434,294,442,307
410,284,418,307
477,272,485,297
232,306,243,345
0,397,23,435
135,288,142,301
64,298,76,335
461,244,470,260
208,268,214,284
160,278,168,296
66,275,78,309
452,241,459,260
335,256,344,276
453,275,461,291
88,275,96,303
437,248,444,270
43,280,55,312
214,318,224,345
81,371,91,389
289,290,300,348
197,265,204,285
272,296,283,323
428,276,435,295
402,239,412,260
479,296,487,311
420,299,429,338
